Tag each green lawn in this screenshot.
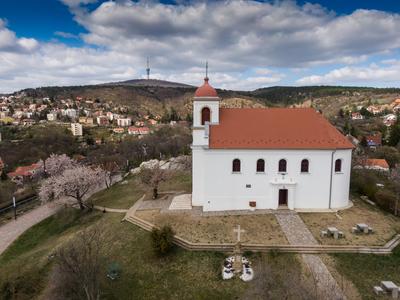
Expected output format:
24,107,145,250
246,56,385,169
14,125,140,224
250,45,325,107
91,176,146,209
159,170,192,193
332,246,400,300
0,208,246,300
0,209,102,299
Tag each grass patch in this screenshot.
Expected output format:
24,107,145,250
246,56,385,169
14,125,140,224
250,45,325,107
300,199,400,246
0,208,102,299
91,176,145,209
136,211,288,244
332,246,400,300
159,170,192,193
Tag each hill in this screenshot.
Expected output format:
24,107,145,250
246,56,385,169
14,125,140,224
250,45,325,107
12,82,400,118
104,78,194,88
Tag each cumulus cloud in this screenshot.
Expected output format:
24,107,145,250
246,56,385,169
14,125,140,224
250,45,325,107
75,1,400,69
296,61,400,86
1,1,400,92
0,19,38,53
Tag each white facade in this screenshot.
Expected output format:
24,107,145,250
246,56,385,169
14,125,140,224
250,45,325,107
71,123,83,136
191,86,352,212
117,118,132,127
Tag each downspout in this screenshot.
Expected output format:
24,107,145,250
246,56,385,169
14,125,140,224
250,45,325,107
328,149,336,209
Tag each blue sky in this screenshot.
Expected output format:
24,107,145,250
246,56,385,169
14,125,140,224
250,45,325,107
0,0,400,92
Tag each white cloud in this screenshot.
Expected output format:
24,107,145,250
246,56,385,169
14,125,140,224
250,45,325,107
54,31,79,39
0,19,38,53
296,61,400,86
2,1,400,92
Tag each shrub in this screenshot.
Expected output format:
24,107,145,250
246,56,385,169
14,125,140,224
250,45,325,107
151,225,175,256
375,189,397,212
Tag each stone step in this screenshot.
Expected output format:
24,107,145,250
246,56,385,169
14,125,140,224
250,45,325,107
168,194,192,210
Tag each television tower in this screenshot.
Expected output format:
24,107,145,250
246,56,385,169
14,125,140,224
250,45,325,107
146,57,150,80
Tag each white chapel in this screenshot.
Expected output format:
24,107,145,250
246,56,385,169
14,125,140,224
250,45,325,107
191,77,354,212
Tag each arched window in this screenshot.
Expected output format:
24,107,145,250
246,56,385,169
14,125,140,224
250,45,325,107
301,159,309,173
256,159,265,172
232,159,241,173
335,159,342,172
201,107,210,125
278,159,287,173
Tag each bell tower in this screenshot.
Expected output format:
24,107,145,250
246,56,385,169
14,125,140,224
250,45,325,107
192,75,220,146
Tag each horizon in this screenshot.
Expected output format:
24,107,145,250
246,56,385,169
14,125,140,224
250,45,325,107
1,0,400,93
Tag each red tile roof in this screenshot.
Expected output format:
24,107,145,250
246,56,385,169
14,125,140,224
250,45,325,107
8,163,41,178
194,78,218,97
209,108,354,149
364,159,389,169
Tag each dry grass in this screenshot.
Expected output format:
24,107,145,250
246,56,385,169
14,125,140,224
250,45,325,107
136,210,288,244
300,199,400,246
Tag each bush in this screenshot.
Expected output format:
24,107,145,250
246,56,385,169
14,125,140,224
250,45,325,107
350,170,378,200
151,225,175,256
375,189,397,212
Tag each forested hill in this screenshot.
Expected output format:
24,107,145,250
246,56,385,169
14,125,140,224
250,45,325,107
10,82,400,117
247,86,400,106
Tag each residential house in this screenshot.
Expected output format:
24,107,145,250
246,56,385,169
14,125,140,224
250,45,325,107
383,114,397,127
128,126,150,135
367,105,382,115
366,133,382,148
351,112,364,120
355,158,390,173
97,116,109,126
117,118,131,127
113,127,125,134
47,112,57,121
8,163,42,184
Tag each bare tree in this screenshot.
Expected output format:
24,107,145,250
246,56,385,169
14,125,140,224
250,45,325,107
46,227,106,300
139,164,171,199
100,161,120,189
39,165,103,209
390,165,400,216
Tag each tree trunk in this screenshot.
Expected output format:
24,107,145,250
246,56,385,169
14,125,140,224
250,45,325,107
153,187,158,199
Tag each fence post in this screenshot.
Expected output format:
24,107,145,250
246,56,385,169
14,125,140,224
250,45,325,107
13,196,17,220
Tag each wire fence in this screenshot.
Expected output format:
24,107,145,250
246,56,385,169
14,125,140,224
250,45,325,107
0,196,38,215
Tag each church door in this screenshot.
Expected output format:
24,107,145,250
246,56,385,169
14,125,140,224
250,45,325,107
278,189,288,206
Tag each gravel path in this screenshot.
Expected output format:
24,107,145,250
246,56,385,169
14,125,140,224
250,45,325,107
275,212,346,300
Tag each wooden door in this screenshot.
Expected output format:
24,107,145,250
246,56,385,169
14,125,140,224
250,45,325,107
279,189,288,206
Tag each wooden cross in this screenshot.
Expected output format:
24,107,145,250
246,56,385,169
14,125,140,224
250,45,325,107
233,225,245,243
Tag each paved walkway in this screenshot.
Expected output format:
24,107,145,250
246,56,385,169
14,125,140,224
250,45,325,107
0,174,123,256
0,202,62,255
275,212,346,300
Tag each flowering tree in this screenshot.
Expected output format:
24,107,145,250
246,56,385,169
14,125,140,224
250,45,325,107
39,165,103,210
41,154,77,177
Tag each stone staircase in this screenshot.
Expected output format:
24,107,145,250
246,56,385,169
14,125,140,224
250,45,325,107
168,194,192,210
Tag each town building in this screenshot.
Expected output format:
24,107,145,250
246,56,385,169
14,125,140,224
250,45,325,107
71,123,83,136
351,112,364,120
97,116,109,126
355,158,390,173
47,112,57,121
191,78,354,212
7,163,42,184
117,118,132,127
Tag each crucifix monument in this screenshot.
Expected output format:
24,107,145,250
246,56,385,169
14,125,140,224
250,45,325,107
233,225,245,273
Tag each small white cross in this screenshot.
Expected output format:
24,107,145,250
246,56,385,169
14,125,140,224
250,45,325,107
233,225,245,243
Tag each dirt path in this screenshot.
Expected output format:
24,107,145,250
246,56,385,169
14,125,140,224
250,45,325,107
275,212,346,300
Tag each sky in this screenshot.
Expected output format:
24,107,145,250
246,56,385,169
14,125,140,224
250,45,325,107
1,0,400,93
